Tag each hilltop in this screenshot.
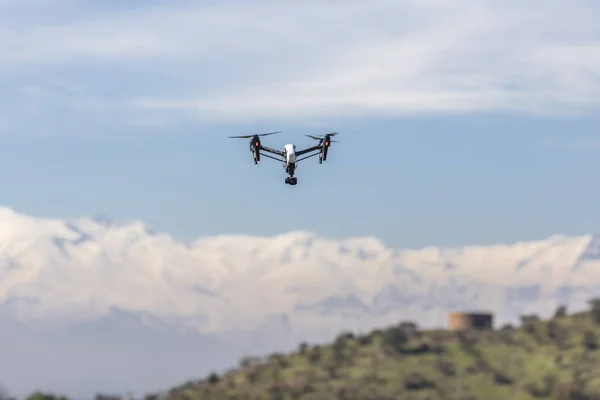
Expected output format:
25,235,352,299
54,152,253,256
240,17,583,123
156,299,600,400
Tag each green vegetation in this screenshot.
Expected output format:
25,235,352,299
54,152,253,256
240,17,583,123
0,393,69,400
7,299,600,399
155,299,600,399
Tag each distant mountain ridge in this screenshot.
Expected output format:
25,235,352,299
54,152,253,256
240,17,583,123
1,206,600,397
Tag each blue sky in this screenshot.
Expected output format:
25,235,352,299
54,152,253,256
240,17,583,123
0,0,600,248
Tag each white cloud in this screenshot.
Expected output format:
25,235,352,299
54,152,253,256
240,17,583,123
1,0,600,122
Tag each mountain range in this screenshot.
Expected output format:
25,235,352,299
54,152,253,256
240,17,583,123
0,206,599,398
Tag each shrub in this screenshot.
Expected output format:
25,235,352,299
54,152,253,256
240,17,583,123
357,334,373,346
308,345,322,364
492,370,514,385
298,342,309,355
332,336,347,365
398,321,419,337
239,355,261,369
547,320,569,346
521,314,540,334
552,382,574,400
523,374,557,398
245,365,262,384
500,323,514,331
589,298,600,324
381,325,409,353
337,331,355,341
436,358,456,377
404,372,436,390
269,353,290,368
583,330,598,350
457,331,478,353
207,372,220,385
371,329,383,337
553,305,568,319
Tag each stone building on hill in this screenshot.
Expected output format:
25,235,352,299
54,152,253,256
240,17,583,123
447,311,494,331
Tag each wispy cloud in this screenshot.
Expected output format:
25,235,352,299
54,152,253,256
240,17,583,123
1,0,600,127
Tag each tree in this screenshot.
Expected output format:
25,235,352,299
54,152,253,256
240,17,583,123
208,372,220,385
583,330,598,350
268,353,290,368
332,334,347,365
336,331,354,341
520,314,541,338
589,298,600,324
239,355,261,369
547,320,567,345
357,333,373,346
26,393,69,400
404,372,436,390
308,345,322,364
298,342,309,355
553,305,568,319
398,321,419,337
381,325,409,354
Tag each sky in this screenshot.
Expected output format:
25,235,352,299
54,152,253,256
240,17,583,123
0,0,599,248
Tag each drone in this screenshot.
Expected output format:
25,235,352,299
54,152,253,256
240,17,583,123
228,131,339,185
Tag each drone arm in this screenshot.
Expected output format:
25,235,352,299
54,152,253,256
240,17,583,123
260,146,285,156
259,152,283,162
296,151,321,162
295,145,321,157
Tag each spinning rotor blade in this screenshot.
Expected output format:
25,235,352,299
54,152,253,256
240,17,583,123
306,132,340,142
306,132,340,139
306,135,323,140
228,131,282,139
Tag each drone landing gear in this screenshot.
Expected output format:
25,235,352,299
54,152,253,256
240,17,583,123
285,176,297,185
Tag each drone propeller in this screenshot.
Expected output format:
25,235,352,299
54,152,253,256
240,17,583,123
228,131,282,139
306,132,340,142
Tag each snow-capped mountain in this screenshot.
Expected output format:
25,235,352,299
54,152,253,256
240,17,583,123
1,205,599,397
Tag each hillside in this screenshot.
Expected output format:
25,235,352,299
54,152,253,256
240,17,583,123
157,300,600,400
